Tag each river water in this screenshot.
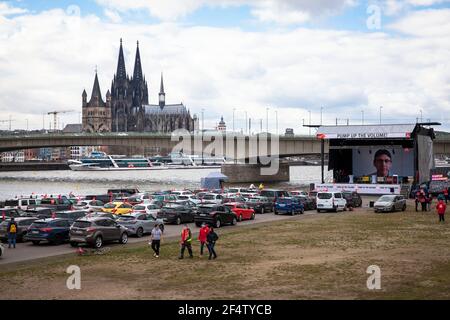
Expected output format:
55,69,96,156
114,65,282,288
0,166,331,199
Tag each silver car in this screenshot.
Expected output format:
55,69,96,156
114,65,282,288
116,213,164,238
374,195,407,213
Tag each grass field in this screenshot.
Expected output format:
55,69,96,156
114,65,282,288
1,207,449,300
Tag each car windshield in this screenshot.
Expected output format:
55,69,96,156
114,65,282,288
133,206,145,210
117,216,135,221
4,200,19,207
104,203,117,209
277,198,292,203
73,221,92,228
40,199,59,205
228,189,239,193
203,195,216,200
31,221,49,228
76,202,88,206
318,193,332,199
198,206,215,214
260,191,274,197
378,196,395,202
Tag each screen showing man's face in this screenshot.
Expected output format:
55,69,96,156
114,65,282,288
373,153,392,177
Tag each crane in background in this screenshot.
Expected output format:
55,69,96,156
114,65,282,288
0,118,15,131
47,110,75,131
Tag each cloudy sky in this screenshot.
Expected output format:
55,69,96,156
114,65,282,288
1,0,450,133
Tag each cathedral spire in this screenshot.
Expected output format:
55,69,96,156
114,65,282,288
133,40,143,81
159,72,166,109
90,71,105,106
160,72,165,94
116,38,127,81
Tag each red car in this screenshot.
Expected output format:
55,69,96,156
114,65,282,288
224,203,255,222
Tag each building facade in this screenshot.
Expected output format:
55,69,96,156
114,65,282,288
82,39,195,134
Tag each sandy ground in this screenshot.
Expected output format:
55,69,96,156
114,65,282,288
0,205,449,300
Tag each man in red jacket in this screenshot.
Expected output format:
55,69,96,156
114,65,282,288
198,223,210,256
436,199,446,223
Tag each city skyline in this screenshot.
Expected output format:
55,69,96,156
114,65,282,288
1,1,450,133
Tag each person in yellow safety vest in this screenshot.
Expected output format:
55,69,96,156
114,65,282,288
179,224,193,259
259,183,264,190
7,217,18,249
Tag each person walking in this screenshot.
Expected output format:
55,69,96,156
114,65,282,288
444,188,449,204
436,199,446,223
150,224,163,258
206,227,219,260
198,223,210,256
7,217,18,249
419,190,427,212
179,224,193,259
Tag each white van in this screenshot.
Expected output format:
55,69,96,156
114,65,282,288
316,192,347,212
3,198,41,210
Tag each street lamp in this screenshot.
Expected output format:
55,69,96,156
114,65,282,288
275,110,278,135
266,107,269,133
201,108,205,132
320,107,323,126
379,106,383,124
233,108,236,132
308,110,311,136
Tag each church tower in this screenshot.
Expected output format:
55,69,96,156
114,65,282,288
130,41,149,131
111,38,131,132
159,72,166,109
82,71,111,133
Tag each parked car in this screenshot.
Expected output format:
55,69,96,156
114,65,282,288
342,192,363,208
69,217,129,248
293,195,316,211
374,195,407,213
25,218,72,245
54,210,88,223
290,190,309,197
245,196,273,213
117,213,165,237
38,197,73,211
102,202,133,215
157,203,195,225
22,207,54,219
274,197,304,215
0,208,25,219
84,194,113,204
170,190,194,197
132,204,160,217
88,212,118,220
125,196,143,206
200,193,224,204
73,200,105,212
0,217,38,242
259,189,290,203
222,195,247,204
194,204,237,228
176,194,202,205
224,203,255,221
316,192,347,212
152,194,178,203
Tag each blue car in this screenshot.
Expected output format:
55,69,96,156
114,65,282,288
274,197,304,215
24,218,72,245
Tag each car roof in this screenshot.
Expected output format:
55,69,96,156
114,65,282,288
1,217,37,222
34,218,70,222
56,210,87,214
198,204,218,208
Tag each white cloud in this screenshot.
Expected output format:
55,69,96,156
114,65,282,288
382,0,450,15
104,9,122,23
0,2,27,16
95,0,356,24
0,5,449,132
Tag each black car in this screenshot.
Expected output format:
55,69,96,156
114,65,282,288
0,217,38,242
37,197,73,211
194,204,237,228
84,194,113,204
54,210,88,223
342,192,363,208
245,196,273,213
259,189,290,203
157,203,195,225
293,195,316,210
25,218,72,245
22,207,54,219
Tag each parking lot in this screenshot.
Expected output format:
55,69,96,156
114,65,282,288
0,209,310,265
